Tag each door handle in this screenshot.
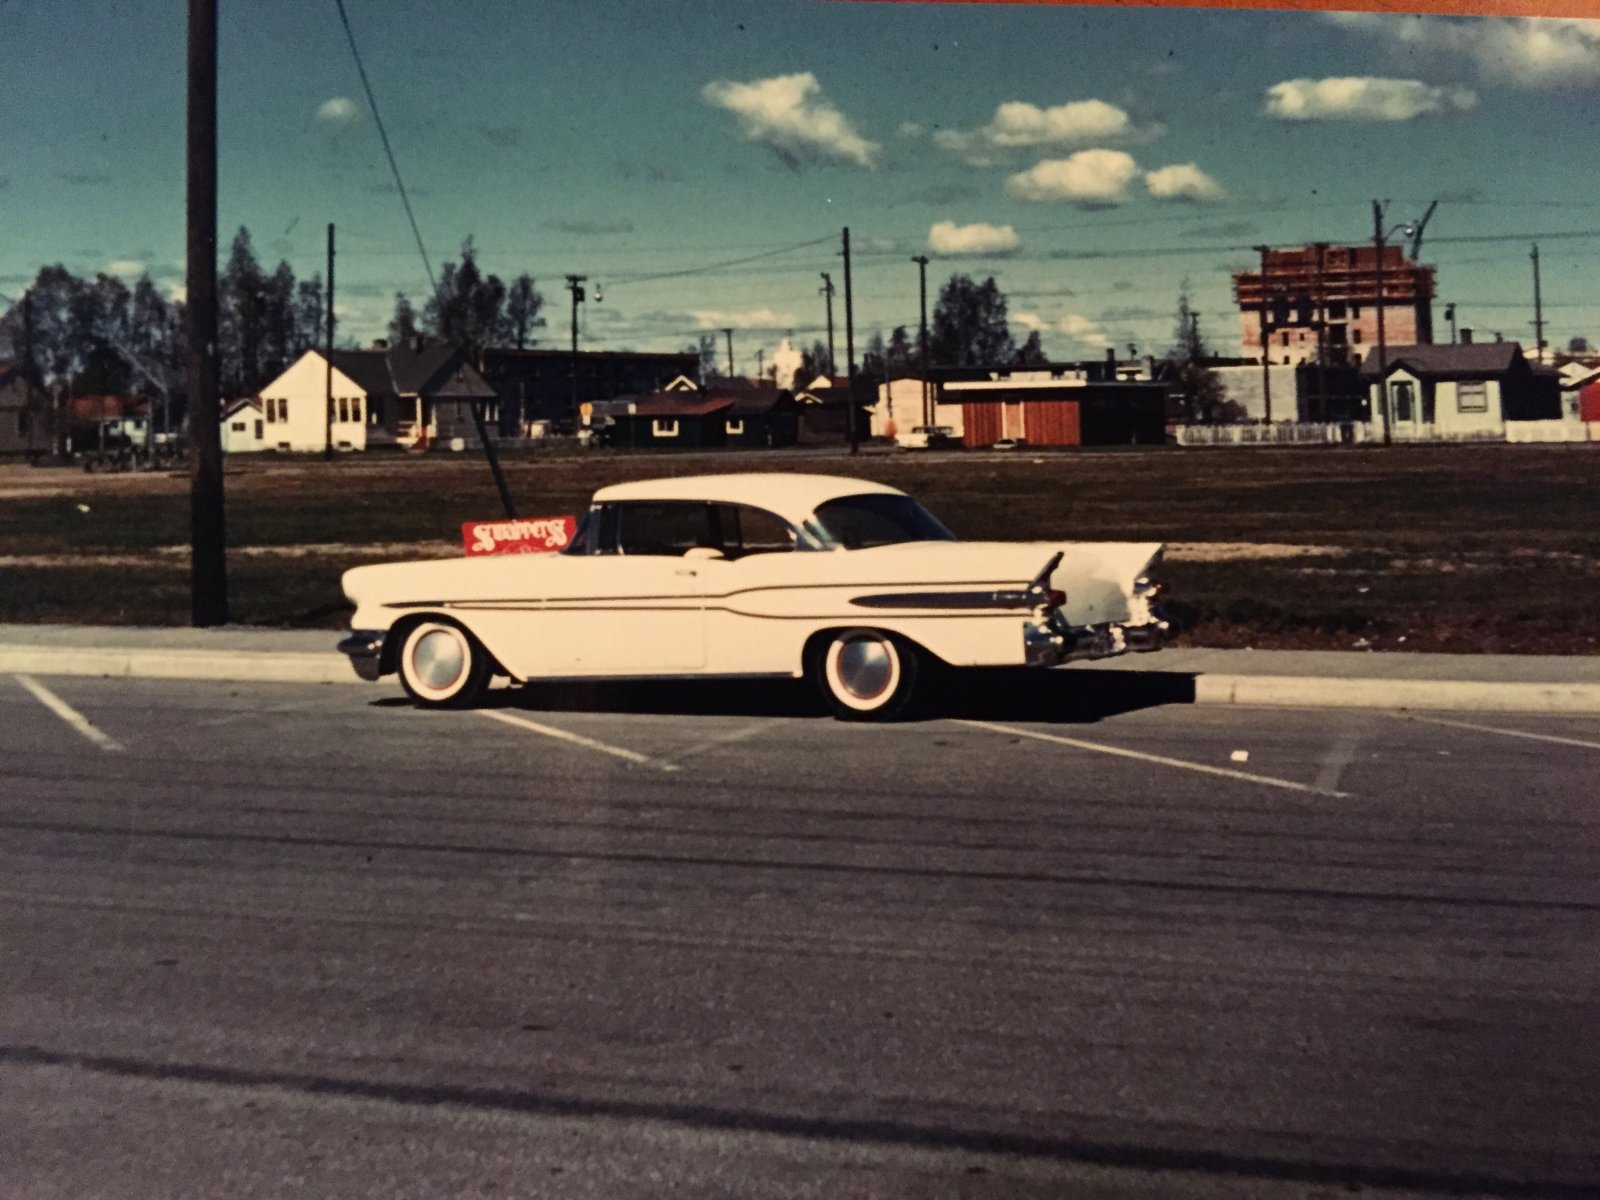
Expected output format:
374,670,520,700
674,568,697,577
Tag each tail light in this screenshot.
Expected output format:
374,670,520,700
1134,576,1167,599
1045,588,1067,608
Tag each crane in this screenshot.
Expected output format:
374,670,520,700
1408,200,1439,261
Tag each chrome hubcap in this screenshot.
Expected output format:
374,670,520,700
835,637,893,700
412,629,465,689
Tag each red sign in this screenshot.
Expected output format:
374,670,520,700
462,516,576,556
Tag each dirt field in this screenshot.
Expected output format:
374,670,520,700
2,443,1597,652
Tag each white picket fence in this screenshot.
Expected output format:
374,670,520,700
1175,420,1598,447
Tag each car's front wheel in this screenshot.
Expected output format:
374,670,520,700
810,628,924,721
397,620,492,708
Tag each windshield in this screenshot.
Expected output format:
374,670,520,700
807,494,958,550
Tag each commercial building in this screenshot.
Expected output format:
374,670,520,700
1234,245,1436,368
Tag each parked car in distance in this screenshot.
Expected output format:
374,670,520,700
338,473,1170,720
896,425,959,450
992,437,1026,451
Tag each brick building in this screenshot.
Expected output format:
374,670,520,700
1233,245,1436,368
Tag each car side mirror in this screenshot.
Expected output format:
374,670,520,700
682,546,726,561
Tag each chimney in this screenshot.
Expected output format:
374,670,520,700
1104,347,1117,374
1459,328,1473,345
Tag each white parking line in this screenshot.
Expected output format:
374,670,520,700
662,718,786,767
1392,712,1600,753
1314,727,1365,794
13,674,125,753
954,719,1349,798
477,709,680,772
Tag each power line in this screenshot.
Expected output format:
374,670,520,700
332,0,436,298
607,235,836,285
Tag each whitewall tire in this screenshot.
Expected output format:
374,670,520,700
397,620,491,708
812,629,923,722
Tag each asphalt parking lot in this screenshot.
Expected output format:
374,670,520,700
3,672,1598,1199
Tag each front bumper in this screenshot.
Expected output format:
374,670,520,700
1024,611,1171,667
336,630,386,681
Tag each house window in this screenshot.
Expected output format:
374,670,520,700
1352,329,1362,344
351,397,362,423
727,419,745,436
265,399,276,423
338,397,350,423
231,421,246,432
255,420,264,439
279,399,289,422
1458,380,1488,413
651,418,680,438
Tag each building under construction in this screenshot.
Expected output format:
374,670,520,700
1233,245,1436,368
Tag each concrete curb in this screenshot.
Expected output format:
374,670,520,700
1192,674,1600,715
5,644,1600,714
0,645,363,687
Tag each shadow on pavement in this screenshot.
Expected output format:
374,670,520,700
457,669,1198,725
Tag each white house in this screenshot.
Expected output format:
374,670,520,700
254,340,497,452
1359,341,1562,439
221,397,264,453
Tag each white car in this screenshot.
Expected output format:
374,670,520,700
338,473,1169,720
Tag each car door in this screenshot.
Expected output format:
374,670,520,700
535,502,711,675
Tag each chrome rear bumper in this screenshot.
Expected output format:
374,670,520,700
1024,613,1171,667
336,630,386,681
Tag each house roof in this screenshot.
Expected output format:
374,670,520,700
622,393,735,417
70,394,149,419
725,389,795,415
1360,342,1522,378
323,343,495,399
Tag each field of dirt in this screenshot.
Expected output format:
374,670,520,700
3,444,1597,652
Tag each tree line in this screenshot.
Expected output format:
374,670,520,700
0,230,550,403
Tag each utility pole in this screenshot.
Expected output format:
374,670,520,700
819,272,836,375
187,0,226,626
842,227,857,455
1314,241,1328,422
1445,302,1458,344
1376,202,1388,448
564,274,586,426
911,254,930,428
722,327,734,378
1531,242,1546,364
323,222,335,460
1253,244,1273,425
755,347,764,381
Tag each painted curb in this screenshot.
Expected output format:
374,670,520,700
0,645,364,687
5,645,1600,713
1193,674,1600,715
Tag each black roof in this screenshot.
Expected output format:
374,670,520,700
1360,343,1522,378
326,343,495,399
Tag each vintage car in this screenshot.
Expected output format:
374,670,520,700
338,473,1169,720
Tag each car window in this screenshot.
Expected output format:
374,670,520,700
609,502,718,556
810,494,957,550
716,504,800,558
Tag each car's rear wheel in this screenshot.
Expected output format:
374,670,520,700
811,628,923,722
397,620,491,708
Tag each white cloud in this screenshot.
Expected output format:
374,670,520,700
1145,163,1225,203
701,73,879,168
898,121,925,138
928,221,1020,256
1013,311,1049,334
316,96,362,124
104,259,146,277
1005,149,1139,207
1265,77,1477,121
1326,14,1600,88
690,308,797,330
934,99,1134,166
1058,314,1110,348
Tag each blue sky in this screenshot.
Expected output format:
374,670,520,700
3,1,1599,368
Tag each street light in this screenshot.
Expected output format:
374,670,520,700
1372,202,1417,446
